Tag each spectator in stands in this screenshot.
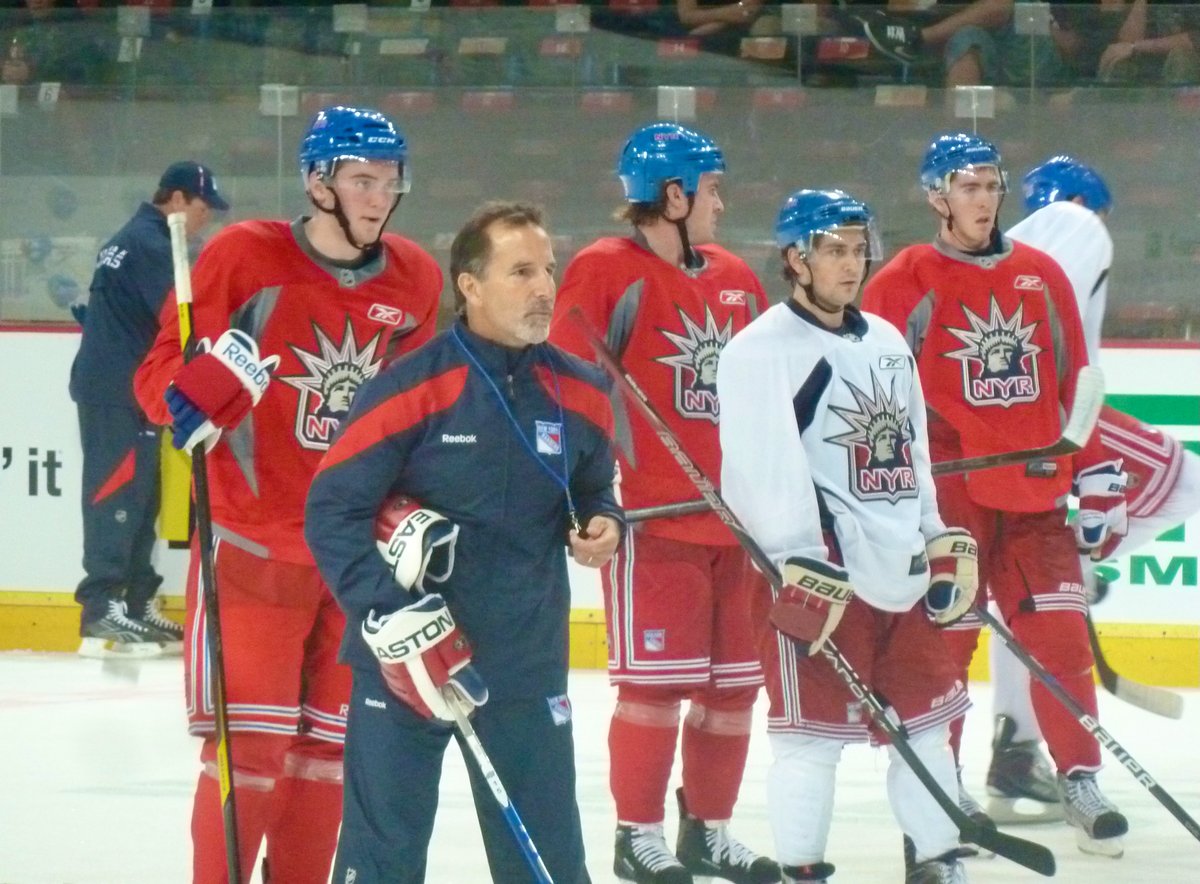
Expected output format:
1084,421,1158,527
1095,0,1200,85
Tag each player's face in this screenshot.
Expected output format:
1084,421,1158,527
460,222,557,348
181,197,212,238
807,227,869,307
934,166,1003,250
323,160,404,242
685,172,724,245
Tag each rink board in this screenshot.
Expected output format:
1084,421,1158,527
1,330,1197,684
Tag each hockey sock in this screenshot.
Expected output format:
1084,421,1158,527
1015,611,1103,772
990,633,1040,742
767,732,840,866
887,725,959,862
680,689,756,821
609,692,682,823
191,764,275,884
265,760,343,884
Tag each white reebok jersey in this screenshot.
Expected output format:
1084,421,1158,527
718,301,946,612
1008,201,1112,363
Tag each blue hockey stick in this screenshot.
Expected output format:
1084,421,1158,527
444,687,555,884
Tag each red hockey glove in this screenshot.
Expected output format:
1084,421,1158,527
361,594,488,722
1073,460,1129,561
924,528,979,626
165,329,279,452
770,557,855,656
375,495,460,593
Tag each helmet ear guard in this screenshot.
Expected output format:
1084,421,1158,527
375,495,460,593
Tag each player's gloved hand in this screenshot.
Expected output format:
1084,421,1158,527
375,495,460,593
924,528,979,626
1073,460,1129,561
770,557,855,657
165,329,279,453
361,594,488,722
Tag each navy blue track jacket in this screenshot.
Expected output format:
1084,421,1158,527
305,320,623,701
70,202,174,406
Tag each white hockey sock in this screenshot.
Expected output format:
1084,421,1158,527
767,732,842,866
990,603,1041,742
887,724,959,862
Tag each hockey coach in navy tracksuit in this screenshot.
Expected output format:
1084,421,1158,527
70,161,228,658
306,201,623,884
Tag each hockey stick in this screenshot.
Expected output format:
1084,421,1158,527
626,499,712,523
977,605,1200,843
1087,610,1184,719
568,307,1056,877
168,213,242,882
443,688,555,884
931,365,1105,476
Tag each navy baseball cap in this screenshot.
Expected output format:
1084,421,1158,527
158,161,229,211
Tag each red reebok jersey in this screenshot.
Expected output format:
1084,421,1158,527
862,238,1103,513
135,219,442,563
550,236,767,545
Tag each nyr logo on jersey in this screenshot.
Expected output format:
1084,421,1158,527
827,372,917,504
279,317,385,450
535,420,563,456
944,295,1042,408
655,306,734,424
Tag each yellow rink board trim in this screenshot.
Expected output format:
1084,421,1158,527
1,594,1196,687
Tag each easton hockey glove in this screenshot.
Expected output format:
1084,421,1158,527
361,594,488,722
165,328,279,452
375,495,460,594
771,557,855,656
1073,460,1129,561
924,528,979,626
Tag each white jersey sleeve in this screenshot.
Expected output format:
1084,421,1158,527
1007,201,1112,364
719,304,829,567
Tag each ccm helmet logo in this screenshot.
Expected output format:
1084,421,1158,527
365,136,395,144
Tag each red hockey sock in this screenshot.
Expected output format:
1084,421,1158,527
609,700,681,823
264,774,342,883
1032,670,1102,773
680,693,754,821
191,767,274,884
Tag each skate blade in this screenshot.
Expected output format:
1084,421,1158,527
1075,829,1124,858
78,637,164,660
986,795,1065,825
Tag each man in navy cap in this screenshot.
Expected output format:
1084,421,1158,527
70,160,228,658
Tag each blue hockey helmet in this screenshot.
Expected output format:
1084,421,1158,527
775,189,883,260
616,122,725,204
920,132,1006,193
299,106,410,192
1022,155,1112,215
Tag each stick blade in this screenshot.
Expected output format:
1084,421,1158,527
1112,676,1185,720
968,823,1057,877
1064,365,1105,446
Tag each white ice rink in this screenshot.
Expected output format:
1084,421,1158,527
1,652,1197,883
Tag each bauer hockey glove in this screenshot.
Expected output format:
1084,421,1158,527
923,528,979,626
361,594,489,722
165,328,279,452
771,557,855,656
1073,460,1129,561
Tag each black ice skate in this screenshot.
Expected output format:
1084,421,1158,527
133,598,184,655
781,861,835,883
985,715,1064,824
78,599,164,660
675,788,781,884
905,848,972,884
1058,772,1128,858
615,823,692,884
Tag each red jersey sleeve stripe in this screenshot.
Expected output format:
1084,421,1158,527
316,366,468,474
535,365,615,440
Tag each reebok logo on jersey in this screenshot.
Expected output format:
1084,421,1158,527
879,354,907,370
368,303,404,325
364,697,387,709
442,433,477,444
718,289,747,305
1013,275,1044,290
